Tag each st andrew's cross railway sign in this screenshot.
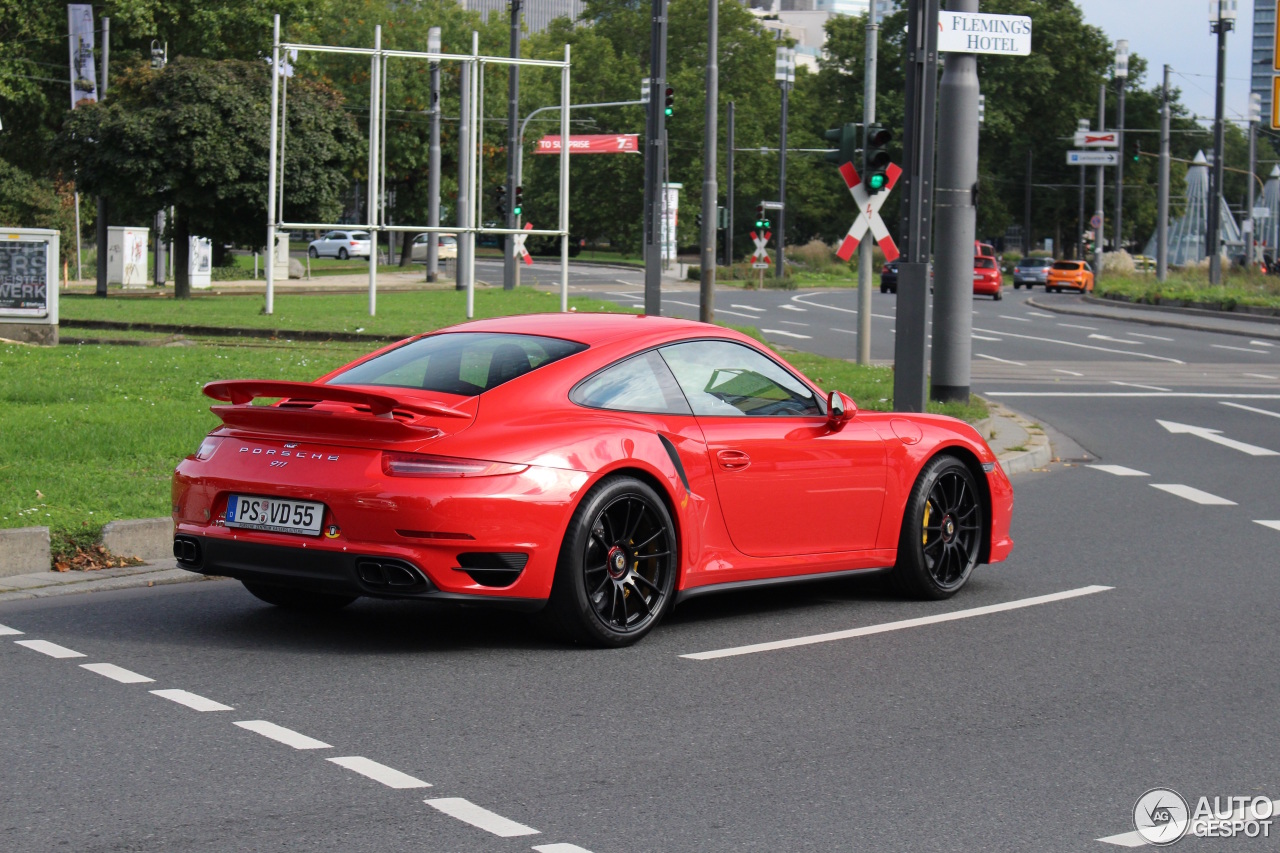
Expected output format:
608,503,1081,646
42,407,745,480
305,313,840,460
750,229,772,267
511,222,535,266
835,162,903,263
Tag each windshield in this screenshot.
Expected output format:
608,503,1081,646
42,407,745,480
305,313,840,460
328,332,587,396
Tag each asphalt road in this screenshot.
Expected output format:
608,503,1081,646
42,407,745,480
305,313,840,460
3,284,1279,851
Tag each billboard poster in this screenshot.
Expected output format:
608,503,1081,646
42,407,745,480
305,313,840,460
0,241,50,316
68,4,98,109
661,183,681,263
534,135,640,154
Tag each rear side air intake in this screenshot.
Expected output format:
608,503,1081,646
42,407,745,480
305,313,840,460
456,552,529,588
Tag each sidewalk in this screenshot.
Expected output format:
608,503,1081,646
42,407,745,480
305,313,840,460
1027,293,1280,341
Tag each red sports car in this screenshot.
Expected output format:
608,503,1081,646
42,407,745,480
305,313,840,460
172,314,1013,646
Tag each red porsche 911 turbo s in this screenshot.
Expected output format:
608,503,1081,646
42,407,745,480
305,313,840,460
172,313,1013,646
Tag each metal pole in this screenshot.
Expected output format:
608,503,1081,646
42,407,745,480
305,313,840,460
643,0,669,316
95,16,109,297
457,56,471,293
1208,16,1229,284
1023,148,1032,256
699,0,718,322
467,31,480,318
1114,77,1125,251
278,73,288,223
367,26,381,316
153,209,165,285
725,101,734,270
894,0,939,414
503,0,521,291
265,15,279,314
1157,65,1170,280
858,2,878,365
560,43,571,313
1248,117,1257,265
1094,83,1105,279
427,32,441,282
777,81,788,285
930,0,977,405
74,191,82,281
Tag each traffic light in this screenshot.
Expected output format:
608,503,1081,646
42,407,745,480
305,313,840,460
696,213,704,229
865,123,892,193
1132,141,1141,163
513,185,524,216
823,122,859,168
494,184,507,216
664,86,674,118
754,204,771,230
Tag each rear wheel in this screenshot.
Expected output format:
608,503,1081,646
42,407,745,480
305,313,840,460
993,290,1002,301
544,476,677,647
892,456,984,600
338,247,349,260
242,581,356,611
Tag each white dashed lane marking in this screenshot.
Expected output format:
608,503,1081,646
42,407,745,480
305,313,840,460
534,845,596,853
1249,340,1275,347
425,798,540,837
1255,521,1280,532
779,320,809,327
1213,343,1271,355
15,639,85,659
1111,381,1170,392
975,353,1026,366
998,314,1032,322
328,756,431,789
1244,373,1278,380
1052,368,1084,377
152,689,234,712
1089,333,1143,345
779,304,806,312
1150,484,1236,506
971,333,1002,342
0,623,23,636
234,720,331,749
761,328,812,339
81,663,154,684
1058,323,1098,330
730,304,765,312
1026,311,1053,318
1129,332,1175,341
972,327,1184,363
681,586,1114,660
1220,401,1280,419
1087,464,1149,477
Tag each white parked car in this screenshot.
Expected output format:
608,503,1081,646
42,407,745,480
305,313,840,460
410,233,457,262
308,230,371,260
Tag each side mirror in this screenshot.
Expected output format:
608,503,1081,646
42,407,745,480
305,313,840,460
827,390,856,429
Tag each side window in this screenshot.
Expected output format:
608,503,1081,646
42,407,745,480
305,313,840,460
571,351,692,415
659,340,822,417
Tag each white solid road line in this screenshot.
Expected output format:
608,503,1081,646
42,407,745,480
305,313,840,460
707,308,760,320
1220,401,1280,419
328,756,431,789
831,327,857,335
1052,368,1084,377
779,320,809,327
15,639,85,659
425,798,539,837
0,623,23,636
975,353,1026,366
234,720,331,749
1089,333,1143,345
730,304,765,312
1128,332,1175,341
998,314,1032,322
1057,323,1098,330
680,586,1114,660
533,844,596,853
1150,484,1237,506
1212,343,1270,355
971,333,1002,341
152,689,234,712
1244,373,1278,380
761,328,812,339
1255,520,1280,532
1111,381,1171,392
1087,464,1149,477
972,326,1185,363
81,663,153,684
789,293,895,320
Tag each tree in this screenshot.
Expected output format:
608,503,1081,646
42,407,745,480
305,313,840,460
56,57,361,296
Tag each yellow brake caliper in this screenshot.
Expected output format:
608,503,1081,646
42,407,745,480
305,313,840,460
922,501,931,546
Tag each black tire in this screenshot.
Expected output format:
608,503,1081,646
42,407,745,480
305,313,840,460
1013,282,1021,290
881,285,888,293
241,581,356,611
892,455,984,600
307,247,318,258
338,247,349,260
544,476,677,647
993,290,1002,301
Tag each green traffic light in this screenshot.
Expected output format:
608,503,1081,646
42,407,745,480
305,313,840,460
664,107,673,117
513,206,522,215
868,173,886,190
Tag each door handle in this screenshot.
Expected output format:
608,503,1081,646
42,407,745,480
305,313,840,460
716,449,751,471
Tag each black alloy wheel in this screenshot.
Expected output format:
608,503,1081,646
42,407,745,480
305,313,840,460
241,581,356,611
545,476,677,647
893,455,984,600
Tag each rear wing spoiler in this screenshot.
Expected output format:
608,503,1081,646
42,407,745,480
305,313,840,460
203,380,469,419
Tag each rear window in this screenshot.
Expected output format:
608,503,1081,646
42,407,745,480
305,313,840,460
1052,261,1081,271
975,257,997,269
328,332,587,396
1020,258,1051,268
349,232,370,240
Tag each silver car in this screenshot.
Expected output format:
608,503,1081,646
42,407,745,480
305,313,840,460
308,230,372,260
1012,256,1052,289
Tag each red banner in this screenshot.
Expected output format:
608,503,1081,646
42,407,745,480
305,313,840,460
535,134,640,154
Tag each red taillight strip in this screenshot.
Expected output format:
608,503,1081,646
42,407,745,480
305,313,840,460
381,452,528,478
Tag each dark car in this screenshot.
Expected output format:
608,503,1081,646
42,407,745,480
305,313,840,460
880,262,899,293
1012,257,1053,289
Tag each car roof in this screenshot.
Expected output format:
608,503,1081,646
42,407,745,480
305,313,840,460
440,312,745,349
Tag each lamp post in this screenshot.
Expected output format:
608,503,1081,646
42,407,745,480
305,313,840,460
775,45,795,285
1248,91,1261,266
1207,0,1236,285
1113,39,1128,253
1078,118,1089,260
426,27,441,282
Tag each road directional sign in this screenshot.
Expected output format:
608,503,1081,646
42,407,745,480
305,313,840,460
1068,150,1119,166
1157,419,1279,457
1073,132,1118,148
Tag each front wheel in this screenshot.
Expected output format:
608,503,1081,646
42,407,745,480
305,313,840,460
308,247,318,258
242,581,356,611
892,456,985,600
338,247,349,260
544,476,677,647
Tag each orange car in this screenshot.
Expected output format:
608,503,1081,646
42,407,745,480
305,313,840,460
1046,260,1094,293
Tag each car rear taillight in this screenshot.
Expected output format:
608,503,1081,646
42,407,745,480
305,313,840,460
194,436,223,460
350,241,358,246
381,452,528,478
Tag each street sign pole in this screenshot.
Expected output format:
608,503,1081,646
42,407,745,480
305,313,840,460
1095,83,1106,281
895,0,939,414
931,0,978,405
642,0,669,316
858,1,879,366
1158,64,1170,281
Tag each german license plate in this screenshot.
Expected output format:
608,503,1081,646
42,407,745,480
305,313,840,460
226,495,324,536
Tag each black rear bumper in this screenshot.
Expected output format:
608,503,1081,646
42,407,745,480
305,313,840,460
174,535,544,612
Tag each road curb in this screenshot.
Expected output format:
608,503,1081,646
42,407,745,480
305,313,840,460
1025,295,1280,341
102,518,174,563
0,527,51,579
982,402,1053,475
